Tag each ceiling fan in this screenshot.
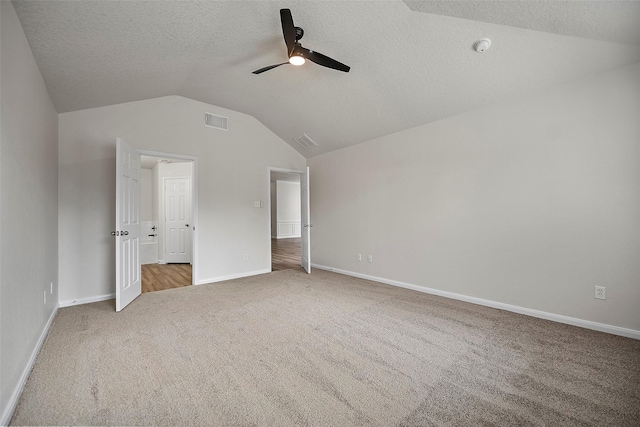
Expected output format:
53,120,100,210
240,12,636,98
252,9,350,74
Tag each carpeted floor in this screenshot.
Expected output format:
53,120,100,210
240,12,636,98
11,269,640,426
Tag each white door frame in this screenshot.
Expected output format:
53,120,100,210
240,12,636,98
300,166,311,273
267,167,308,271
139,149,199,286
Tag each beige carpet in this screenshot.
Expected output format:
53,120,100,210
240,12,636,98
11,269,640,426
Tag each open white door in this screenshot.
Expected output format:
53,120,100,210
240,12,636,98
301,166,311,273
115,138,142,311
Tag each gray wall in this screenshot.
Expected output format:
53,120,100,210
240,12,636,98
58,95,306,303
1,1,59,422
308,63,640,332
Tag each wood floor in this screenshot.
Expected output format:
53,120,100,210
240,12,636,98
141,263,192,293
272,237,301,271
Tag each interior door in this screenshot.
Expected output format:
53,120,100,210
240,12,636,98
115,138,142,311
164,177,192,263
301,166,311,273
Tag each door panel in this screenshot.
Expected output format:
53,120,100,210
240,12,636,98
115,138,141,311
165,177,192,263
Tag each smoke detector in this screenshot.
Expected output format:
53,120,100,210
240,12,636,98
474,38,491,53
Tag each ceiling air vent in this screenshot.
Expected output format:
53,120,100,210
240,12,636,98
204,112,228,131
294,133,318,150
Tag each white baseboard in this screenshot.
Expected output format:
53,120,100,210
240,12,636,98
276,235,301,239
312,264,640,340
197,268,271,285
58,269,271,306
58,293,115,308
1,304,59,426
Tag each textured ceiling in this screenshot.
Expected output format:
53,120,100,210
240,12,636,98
404,0,640,45
12,1,640,158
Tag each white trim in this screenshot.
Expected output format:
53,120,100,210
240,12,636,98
267,167,304,272
276,220,301,239
191,158,199,286
1,305,59,426
60,267,271,305
196,268,271,286
269,167,304,174
59,293,115,308
312,264,640,340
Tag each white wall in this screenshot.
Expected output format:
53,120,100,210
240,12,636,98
152,164,159,222
308,63,640,332
140,168,153,221
274,181,301,238
276,181,301,222
1,1,59,422
58,95,306,303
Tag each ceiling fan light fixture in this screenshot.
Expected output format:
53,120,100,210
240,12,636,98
289,55,305,66
252,9,350,74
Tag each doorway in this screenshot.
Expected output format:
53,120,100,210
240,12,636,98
139,152,197,293
269,168,310,272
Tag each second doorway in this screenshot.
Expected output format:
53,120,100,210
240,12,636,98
270,171,302,271
140,154,195,292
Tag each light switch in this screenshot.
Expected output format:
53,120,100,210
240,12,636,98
254,201,262,208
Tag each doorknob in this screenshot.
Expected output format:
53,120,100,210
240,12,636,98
111,231,119,236
185,224,189,227
122,231,129,236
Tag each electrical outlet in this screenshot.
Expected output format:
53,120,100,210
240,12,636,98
357,254,362,261
244,253,249,261
367,255,373,263
595,286,606,300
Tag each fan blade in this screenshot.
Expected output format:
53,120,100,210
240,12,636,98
280,9,296,56
252,62,288,74
299,47,350,72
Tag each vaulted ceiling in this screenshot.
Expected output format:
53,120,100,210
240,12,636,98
12,1,640,158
